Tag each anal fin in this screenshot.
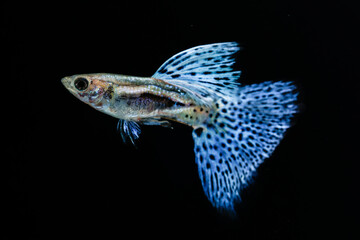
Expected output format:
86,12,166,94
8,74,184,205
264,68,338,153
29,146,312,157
141,117,172,128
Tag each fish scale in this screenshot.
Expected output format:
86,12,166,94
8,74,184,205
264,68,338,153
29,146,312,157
61,42,299,217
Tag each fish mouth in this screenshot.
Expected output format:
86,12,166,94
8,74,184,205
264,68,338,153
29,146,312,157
61,77,78,95
61,77,71,88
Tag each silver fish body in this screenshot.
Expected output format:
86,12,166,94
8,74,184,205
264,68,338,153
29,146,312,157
62,73,211,127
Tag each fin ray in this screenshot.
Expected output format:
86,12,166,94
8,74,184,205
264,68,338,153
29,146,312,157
117,120,141,145
152,42,242,97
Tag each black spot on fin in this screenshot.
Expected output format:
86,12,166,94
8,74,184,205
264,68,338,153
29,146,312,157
194,127,204,137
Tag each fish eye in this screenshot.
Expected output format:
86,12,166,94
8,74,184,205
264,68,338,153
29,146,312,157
74,77,89,91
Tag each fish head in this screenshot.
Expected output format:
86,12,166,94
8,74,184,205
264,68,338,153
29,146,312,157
61,74,111,108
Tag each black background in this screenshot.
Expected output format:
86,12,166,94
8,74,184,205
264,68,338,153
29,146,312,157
3,0,359,239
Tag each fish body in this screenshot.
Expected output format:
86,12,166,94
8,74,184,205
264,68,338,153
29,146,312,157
62,42,298,216
61,73,211,127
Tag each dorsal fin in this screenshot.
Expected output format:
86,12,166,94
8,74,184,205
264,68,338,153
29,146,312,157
152,42,242,97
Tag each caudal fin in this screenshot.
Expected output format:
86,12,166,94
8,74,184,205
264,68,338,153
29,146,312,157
192,81,298,216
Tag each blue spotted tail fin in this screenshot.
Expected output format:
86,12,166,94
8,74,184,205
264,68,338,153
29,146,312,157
192,81,298,216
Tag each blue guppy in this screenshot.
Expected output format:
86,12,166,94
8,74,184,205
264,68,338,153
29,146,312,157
62,42,298,216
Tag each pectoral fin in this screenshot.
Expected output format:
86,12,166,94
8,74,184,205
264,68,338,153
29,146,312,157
117,120,141,146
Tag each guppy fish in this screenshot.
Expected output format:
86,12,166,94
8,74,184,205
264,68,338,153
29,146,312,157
61,42,298,216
